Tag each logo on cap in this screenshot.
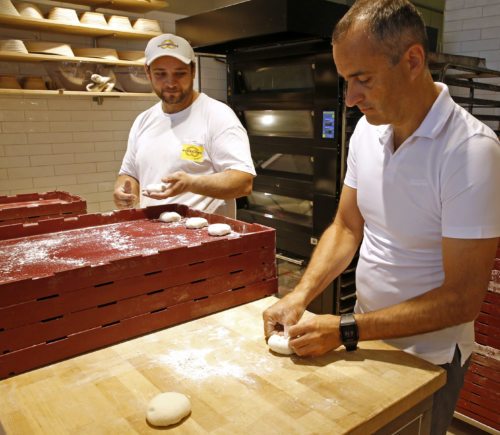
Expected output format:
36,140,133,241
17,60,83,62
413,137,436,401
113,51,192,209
158,39,179,50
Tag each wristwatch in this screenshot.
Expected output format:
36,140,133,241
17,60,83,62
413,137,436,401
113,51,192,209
340,313,359,351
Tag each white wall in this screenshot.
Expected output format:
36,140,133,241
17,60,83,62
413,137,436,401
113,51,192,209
443,0,500,70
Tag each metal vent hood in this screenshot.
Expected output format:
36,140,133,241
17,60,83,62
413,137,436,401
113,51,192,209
175,0,349,54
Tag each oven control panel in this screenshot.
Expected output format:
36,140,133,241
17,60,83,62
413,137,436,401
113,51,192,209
322,111,335,139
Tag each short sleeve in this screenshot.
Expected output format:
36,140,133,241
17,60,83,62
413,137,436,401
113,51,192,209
206,103,256,176
441,134,500,238
118,115,141,179
343,125,360,189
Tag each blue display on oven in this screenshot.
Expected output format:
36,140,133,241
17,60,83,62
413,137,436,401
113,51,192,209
322,111,335,139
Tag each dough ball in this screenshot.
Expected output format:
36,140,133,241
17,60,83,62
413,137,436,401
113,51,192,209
144,183,168,194
208,223,231,236
146,392,191,427
185,217,208,229
159,211,182,223
268,334,294,355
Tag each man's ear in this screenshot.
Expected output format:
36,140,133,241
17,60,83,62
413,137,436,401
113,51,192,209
405,44,426,80
144,65,151,79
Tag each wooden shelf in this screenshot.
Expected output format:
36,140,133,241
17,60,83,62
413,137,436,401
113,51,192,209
0,88,157,98
0,50,144,66
0,13,161,39
60,0,169,13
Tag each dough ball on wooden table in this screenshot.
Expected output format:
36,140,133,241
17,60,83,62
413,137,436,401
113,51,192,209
159,211,181,223
185,217,208,229
146,392,191,427
268,334,294,355
208,223,231,236
144,183,168,194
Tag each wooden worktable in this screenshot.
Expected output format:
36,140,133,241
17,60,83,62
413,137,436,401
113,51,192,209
0,297,445,434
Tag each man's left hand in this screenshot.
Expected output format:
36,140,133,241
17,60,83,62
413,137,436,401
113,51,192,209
288,314,342,357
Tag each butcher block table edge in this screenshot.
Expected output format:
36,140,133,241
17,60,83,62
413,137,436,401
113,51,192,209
0,296,446,435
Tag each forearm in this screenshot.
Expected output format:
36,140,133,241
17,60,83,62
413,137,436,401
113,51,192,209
184,170,253,200
295,220,362,307
357,237,498,342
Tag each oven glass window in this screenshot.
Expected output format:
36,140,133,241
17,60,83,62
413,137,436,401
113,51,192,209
244,110,314,138
239,64,313,92
248,192,313,218
253,150,313,176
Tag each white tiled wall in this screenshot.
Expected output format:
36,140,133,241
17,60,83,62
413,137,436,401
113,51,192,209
443,0,500,70
443,0,500,132
0,6,228,213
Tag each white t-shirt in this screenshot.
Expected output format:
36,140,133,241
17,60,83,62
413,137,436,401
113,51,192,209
344,83,500,365
119,93,256,218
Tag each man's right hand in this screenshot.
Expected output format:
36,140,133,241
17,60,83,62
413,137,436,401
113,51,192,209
262,291,307,341
113,179,137,209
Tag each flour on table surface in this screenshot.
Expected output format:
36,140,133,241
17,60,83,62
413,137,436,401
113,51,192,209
0,219,241,284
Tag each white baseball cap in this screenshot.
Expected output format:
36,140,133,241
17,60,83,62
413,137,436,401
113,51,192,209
145,34,196,66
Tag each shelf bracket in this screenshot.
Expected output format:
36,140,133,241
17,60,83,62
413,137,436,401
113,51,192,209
92,95,121,105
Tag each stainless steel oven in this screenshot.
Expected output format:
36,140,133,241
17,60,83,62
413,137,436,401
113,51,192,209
177,0,359,314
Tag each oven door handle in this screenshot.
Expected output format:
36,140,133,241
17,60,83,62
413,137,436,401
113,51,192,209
276,253,305,266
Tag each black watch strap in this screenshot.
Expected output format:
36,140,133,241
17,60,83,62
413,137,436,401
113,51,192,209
340,313,358,351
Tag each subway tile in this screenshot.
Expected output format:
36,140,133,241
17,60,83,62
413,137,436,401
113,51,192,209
446,0,465,10
49,121,93,133
70,110,113,121
0,156,30,169
77,171,116,183
2,122,51,133
52,142,95,154
0,133,27,145
55,163,97,176
462,15,500,29
483,4,500,15
75,152,115,163
8,166,54,179
461,38,500,51
86,202,100,213
0,111,25,122
481,26,500,39
47,98,91,111
445,6,483,21
24,111,50,122
57,183,99,195
30,154,74,166
111,111,142,121
5,144,53,156
73,131,114,142
97,161,120,172
0,169,8,180
444,29,481,43
443,20,463,32
95,141,127,152
27,132,73,144
33,175,78,188
80,191,114,203
98,201,116,213
47,111,72,122
112,131,129,141
98,181,115,192
92,120,132,131
0,178,34,191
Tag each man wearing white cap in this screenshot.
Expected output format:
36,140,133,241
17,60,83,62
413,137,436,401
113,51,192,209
114,34,255,218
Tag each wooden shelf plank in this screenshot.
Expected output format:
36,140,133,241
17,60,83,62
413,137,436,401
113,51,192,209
0,13,160,39
0,88,157,97
60,0,169,13
0,50,144,66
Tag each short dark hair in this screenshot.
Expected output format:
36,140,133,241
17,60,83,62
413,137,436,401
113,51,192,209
332,0,429,65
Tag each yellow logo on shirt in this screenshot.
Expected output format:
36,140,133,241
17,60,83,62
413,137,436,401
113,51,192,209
181,144,203,162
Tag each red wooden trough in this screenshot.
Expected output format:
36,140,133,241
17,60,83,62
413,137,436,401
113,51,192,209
0,204,277,379
0,191,86,226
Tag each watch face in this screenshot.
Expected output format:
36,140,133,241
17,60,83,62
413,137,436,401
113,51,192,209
340,314,358,351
